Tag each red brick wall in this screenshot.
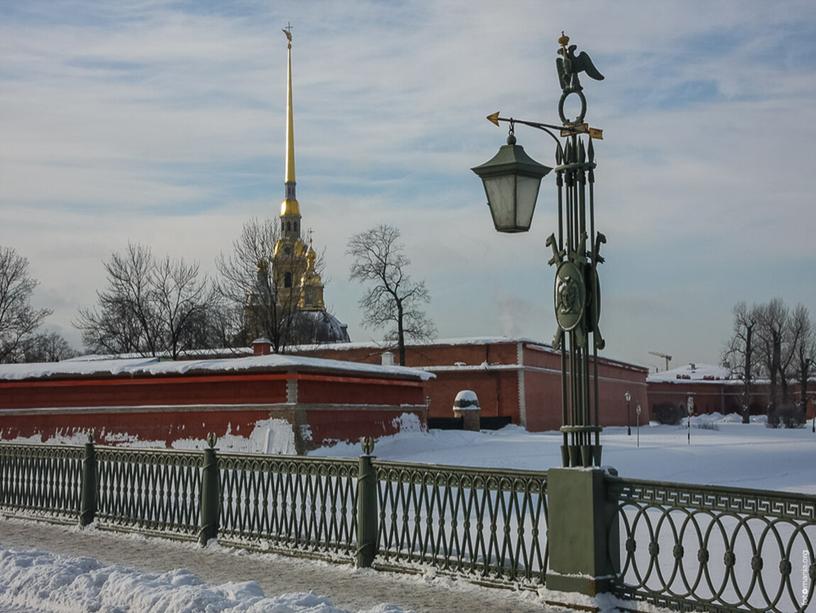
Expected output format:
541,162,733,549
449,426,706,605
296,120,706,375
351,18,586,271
303,407,425,447
523,369,561,431
0,407,272,446
297,377,426,405
0,375,288,409
300,342,520,369
294,340,649,432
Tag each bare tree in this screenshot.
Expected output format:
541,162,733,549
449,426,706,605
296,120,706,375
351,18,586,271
723,301,759,423
76,243,212,358
22,331,77,362
755,298,788,414
214,218,285,351
780,303,807,406
348,224,435,366
0,246,51,362
151,256,209,359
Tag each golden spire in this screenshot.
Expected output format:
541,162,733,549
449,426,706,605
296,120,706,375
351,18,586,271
281,23,300,218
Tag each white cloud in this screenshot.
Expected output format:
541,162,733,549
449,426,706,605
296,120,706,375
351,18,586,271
1,0,815,366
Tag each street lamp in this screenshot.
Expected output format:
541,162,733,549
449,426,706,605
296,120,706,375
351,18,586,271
624,391,632,436
635,404,642,448
473,32,606,468
471,130,551,233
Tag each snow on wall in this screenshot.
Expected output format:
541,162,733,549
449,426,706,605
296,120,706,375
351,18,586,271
647,362,733,383
0,353,433,382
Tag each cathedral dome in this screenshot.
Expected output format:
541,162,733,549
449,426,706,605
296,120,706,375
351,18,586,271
286,310,350,345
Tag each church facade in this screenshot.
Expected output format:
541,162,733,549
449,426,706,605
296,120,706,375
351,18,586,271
247,28,349,347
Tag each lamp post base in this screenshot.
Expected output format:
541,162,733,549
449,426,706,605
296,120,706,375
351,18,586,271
560,425,602,468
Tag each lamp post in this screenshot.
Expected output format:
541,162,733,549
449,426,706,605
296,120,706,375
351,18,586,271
473,32,606,468
635,404,641,448
624,391,632,436
687,395,695,446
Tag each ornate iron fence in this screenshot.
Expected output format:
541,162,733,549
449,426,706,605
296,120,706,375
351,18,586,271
373,461,549,586
609,478,816,613
4,440,816,611
218,453,357,557
0,443,83,519
95,447,201,537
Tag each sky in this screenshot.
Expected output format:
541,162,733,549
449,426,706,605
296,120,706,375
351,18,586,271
1,0,815,371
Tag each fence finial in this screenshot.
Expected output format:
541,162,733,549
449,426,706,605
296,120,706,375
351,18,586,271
360,436,375,456
207,432,217,449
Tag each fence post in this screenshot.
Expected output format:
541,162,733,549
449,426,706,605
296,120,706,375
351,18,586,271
79,434,97,527
356,436,378,567
544,467,620,600
198,433,220,547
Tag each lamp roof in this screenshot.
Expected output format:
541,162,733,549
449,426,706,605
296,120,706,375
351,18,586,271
471,141,551,179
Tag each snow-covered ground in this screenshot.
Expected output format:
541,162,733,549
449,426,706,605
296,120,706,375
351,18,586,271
313,414,816,494
0,544,403,613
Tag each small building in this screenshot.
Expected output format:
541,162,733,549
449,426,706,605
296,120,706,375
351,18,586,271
647,362,816,420
0,354,431,452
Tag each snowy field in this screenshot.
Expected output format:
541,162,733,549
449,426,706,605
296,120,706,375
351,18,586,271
313,413,816,494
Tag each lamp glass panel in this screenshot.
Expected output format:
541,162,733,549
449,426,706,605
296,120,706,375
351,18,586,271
483,175,517,230
514,175,541,230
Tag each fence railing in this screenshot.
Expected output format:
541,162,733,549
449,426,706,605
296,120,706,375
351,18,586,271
0,443,83,520
218,453,358,555
609,478,816,613
374,461,548,586
96,446,201,537
0,440,813,612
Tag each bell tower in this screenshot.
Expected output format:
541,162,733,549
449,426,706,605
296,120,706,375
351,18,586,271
280,23,301,241
273,25,308,309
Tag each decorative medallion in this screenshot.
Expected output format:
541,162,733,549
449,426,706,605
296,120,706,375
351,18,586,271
554,261,585,331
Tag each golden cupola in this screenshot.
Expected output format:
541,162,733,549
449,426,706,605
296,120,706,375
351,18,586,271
298,244,325,311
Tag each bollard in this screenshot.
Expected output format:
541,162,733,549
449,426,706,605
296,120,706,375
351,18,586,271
79,433,97,527
356,436,378,567
198,433,220,546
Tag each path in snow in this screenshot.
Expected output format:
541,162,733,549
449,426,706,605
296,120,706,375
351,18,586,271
0,519,563,613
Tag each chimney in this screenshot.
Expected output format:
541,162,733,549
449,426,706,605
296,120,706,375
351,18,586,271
252,338,272,356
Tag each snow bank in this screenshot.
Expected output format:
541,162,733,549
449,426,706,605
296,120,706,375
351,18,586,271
0,545,403,613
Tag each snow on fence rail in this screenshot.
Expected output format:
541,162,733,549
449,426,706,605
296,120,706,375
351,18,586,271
609,477,816,612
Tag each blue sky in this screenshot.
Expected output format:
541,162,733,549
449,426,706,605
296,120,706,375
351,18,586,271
1,0,815,370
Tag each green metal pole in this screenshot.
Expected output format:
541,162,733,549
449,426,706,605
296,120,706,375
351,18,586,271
356,437,378,567
79,435,97,527
198,433,219,547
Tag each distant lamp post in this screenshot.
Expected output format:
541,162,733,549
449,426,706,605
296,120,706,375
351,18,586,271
473,32,606,468
687,395,695,445
624,391,632,436
635,404,642,448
